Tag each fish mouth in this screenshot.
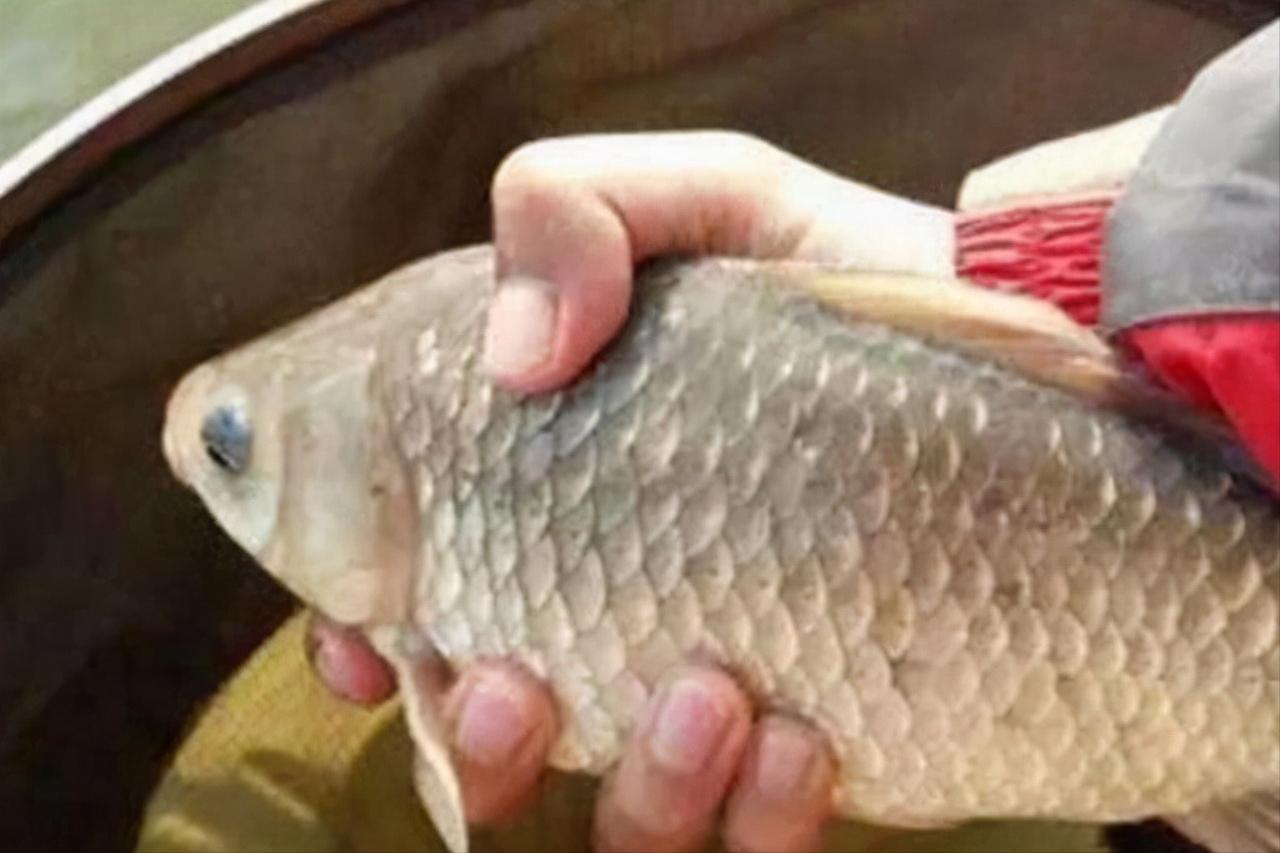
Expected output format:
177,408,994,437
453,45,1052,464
162,364,218,487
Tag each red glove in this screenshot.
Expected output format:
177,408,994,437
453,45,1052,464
956,195,1280,486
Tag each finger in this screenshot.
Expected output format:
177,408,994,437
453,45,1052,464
305,612,395,705
593,667,752,853
723,716,835,853
485,131,954,394
443,661,557,825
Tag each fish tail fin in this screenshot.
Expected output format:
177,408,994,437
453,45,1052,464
1164,791,1280,853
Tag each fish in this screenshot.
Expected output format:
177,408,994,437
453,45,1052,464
162,245,1280,853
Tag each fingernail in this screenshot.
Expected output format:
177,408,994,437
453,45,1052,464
755,724,822,803
647,676,731,776
483,276,557,375
456,675,530,768
312,637,357,702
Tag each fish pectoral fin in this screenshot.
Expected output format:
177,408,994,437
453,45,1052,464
393,655,469,853
1164,790,1280,853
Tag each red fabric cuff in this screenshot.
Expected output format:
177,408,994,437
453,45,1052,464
955,195,1280,486
955,193,1117,327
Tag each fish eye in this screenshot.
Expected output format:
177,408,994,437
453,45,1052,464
200,404,252,474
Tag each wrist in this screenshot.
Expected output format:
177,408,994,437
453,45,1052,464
774,156,956,277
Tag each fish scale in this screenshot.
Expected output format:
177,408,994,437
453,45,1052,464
357,251,1280,827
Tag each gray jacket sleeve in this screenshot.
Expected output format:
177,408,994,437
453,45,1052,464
1103,20,1279,332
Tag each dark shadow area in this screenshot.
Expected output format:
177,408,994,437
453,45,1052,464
1108,821,1213,853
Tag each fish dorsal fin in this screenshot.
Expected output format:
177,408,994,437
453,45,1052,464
775,266,1258,463
788,268,1122,401
1165,791,1280,853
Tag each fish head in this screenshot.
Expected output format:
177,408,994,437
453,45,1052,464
163,328,415,628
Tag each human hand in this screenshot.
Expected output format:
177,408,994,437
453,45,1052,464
307,131,956,852
482,131,954,392
309,616,835,852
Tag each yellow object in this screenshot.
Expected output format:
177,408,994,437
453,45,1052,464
136,612,1106,853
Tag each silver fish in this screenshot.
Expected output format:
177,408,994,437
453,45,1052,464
163,246,1280,853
